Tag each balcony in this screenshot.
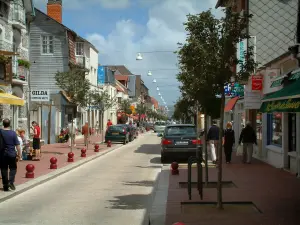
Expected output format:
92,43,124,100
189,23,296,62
11,7,26,29
75,56,90,70
12,57,29,85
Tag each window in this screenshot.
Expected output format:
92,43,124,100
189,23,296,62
165,126,196,136
75,42,84,56
41,35,54,54
267,113,282,146
118,97,122,103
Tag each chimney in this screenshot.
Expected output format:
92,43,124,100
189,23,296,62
47,0,62,23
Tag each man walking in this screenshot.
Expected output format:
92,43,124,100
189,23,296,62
82,121,91,146
239,121,257,164
0,119,21,191
206,120,220,164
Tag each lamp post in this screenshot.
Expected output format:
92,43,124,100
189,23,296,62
136,51,174,61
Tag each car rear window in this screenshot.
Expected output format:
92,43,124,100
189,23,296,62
165,126,196,136
109,126,124,132
155,122,166,126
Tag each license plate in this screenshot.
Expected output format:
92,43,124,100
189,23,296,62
112,133,119,135
176,141,188,145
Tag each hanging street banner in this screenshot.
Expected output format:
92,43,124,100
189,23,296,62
260,98,300,113
31,90,50,102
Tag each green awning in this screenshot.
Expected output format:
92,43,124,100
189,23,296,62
263,77,300,101
260,98,300,113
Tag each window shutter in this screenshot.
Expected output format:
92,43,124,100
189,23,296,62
4,58,12,83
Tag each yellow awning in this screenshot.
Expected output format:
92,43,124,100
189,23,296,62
0,93,24,106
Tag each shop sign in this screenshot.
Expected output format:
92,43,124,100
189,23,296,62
251,74,263,91
31,90,50,102
236,39,247,73
260,98,300,113
263,69,281,95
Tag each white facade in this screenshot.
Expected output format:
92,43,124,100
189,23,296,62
103,84,117,126
75,39,99,129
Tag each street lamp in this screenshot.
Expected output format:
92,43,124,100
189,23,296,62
156,87,159,91
158,92,161,96
147,70,152,76
153,79,157,83
136,53,143,60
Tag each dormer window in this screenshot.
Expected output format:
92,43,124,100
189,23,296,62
75,42,84,56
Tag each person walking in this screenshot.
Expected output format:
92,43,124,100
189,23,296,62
31,121,41,161
206,120,220,164
106,119,112,129
0,119,21,191
68,120,77,147
223,122,235,164
82,122,91,146
238,121,257,164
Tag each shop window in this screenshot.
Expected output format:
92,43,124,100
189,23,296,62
267,113,282,146
256,112,262,140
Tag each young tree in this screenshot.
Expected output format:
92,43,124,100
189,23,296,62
91,88,117,140
177,8,256,209
55,68,91,150
118,99,132,124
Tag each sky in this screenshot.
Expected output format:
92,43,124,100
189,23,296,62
34,0,223,107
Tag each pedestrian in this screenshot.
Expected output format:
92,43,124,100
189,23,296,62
19,129,29,160
81,121,91,146
206,120,220,164
0,119,21,191
223,122,235,164
16,129,23,161
32,121,41,161
107,119,112,129
95,121,100,136
238,121,257,164
68,120,77,147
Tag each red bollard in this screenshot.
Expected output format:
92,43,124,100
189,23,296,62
94,144,100,152
107,140,112,147
81,148,87,157
50,157,58,169
173,223,185,225
25,164,35,178
67,152,74,162
171,162,179,175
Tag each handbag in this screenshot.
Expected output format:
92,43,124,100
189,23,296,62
236,144,243,156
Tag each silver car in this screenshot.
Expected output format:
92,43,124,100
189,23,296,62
154,121,166,133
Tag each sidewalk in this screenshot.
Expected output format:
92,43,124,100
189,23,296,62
164,155,300,225
0,134,107,189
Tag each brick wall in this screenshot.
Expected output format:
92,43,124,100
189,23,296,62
67,31,76,64
47,3,62,23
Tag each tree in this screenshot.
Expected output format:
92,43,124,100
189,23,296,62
117,99,132,124
91,88,117,139
176,8,256,209
55,68,91,150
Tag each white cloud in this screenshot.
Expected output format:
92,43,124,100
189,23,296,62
33,0,130,10
87,0,223,105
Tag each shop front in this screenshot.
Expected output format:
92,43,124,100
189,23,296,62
260,73,300,174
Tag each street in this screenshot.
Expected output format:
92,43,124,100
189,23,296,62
0,133,162,225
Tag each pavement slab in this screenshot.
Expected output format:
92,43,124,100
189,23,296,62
165,155,300,225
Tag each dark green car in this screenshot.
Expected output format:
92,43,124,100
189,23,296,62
105,124,130,144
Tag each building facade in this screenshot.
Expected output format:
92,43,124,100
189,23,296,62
0,0,34,134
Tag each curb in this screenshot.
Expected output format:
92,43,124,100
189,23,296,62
149,165,170,225
0,143,123,203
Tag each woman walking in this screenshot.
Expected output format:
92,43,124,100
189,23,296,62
223,122,235,164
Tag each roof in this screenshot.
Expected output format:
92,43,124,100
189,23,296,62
215,0,227,8
115,75,129,81
35,8,98,53
106,65,133,75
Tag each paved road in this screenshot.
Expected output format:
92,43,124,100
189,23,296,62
0,133,162,225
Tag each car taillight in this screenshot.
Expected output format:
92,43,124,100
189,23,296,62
162,139,172,145
191,139,201,145
123,129,127,134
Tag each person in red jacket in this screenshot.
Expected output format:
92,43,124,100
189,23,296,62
107,119,112,129
31,121,41,161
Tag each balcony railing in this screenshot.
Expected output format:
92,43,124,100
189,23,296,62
11,5,26,28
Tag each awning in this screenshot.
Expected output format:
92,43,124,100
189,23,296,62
224,97,239,112
263,77,300,102
0,92,24,106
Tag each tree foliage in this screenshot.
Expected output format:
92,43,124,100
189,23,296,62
176,8,256,209
118,99,132,115
55,68,91,107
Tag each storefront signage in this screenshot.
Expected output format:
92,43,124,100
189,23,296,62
260,98,300,113
236,39,247,73
251,74,263,91
31,90,50,102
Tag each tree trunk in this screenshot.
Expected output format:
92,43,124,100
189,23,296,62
71,117,74,152
217,90,225,210
204,113,209,186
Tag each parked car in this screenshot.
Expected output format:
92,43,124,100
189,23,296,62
105,125,130,144
147,122,154,130
123,124,137,141
154,121,166,133
160,124,201,163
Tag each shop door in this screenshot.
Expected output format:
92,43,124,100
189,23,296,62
288,113,296,152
